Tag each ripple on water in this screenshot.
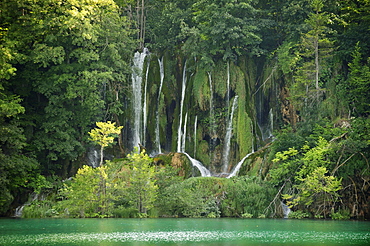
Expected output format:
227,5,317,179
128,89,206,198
1,230,370,245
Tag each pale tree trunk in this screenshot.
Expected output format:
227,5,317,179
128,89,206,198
100,145,104,167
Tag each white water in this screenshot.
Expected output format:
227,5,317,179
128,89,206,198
226,151,254,178
142,58,150,146
194,116,198,157
131,48,148,149
268,108,274,138
226,61,230,113
155,57,164,154
181,113,188,152
222,96,238,173
177,61,187,152
183,152,212,177
87,147,100,168
14,193,40,217
281,201,291,218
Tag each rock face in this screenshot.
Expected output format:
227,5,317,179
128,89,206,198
122,52,282,174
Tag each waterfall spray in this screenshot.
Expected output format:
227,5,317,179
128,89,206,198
222,96,238,173
177,61,187,152
226,151,254,178
142,58,150,146
181,113,188,152
227,61,230,114
194,116,197,157
131,48,148,150
183,152,212,177
155,57,164,154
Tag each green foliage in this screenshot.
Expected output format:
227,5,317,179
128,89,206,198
346,43,370,116
124,151,158,214
331,209,350,220
59,165,114,218
158,176,275,218
89,121,123,166
288,210,310,219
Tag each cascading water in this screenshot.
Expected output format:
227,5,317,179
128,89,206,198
155,57,164,154
177,61,187,152
221,96,238,173
131,48,148,149
226,151,255,178
226,61,230,113
181,113,188,153
281,201,291,218
268,108,274,139
87,147,100,168
183,152,212,177
142,58,150,146
194,116,197,157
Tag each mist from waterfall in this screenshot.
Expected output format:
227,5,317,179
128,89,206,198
226,151,255,178
222,96,238,173
155,57,164,154
142,58,150,147
177,61,187,152
183,152,212,177
131,48,148,149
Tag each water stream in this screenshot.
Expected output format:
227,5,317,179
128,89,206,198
222,96,238,173
182,152,212,177
142,57,150,146
177,61,187,152
155,57,164,154
227,151,255,178
131,48,148,149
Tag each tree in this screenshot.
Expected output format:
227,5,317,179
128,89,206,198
180,0,262,66
89,121,123,166
125,150,158,216
283,167,342,218
346,43,370,116
60,165,114,217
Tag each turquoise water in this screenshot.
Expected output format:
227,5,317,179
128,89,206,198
0,218,369,245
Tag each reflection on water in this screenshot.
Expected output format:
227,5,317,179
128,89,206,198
0,218,369,246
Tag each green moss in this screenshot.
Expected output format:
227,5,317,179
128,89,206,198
192,68,210,110
197,140,211,168
213,62,228,97
237,108,253,157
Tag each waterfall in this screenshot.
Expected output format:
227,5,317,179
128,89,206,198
87,147,100,168
177,61,187,152
268,108,274,138
183,152,212,177
222,96,238,173
142,58,150,146
14,193,40,218
281,201,291,218
226,61,230,114
155,57,164,154
131,48,148,149
226,151,254,178
194,116,197,157
181,112,188,152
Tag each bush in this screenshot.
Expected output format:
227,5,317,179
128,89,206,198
288,210,310,219
331,209,350,220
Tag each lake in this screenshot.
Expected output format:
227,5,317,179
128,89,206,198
0,218,369,245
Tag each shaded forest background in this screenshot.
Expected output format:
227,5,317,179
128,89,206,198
0,0,369,219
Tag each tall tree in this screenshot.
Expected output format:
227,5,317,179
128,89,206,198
3,0,134,173
89,121,123,166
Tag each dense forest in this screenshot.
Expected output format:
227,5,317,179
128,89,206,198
0,0,369,219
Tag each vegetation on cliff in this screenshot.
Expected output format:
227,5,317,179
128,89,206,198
0,0,369,218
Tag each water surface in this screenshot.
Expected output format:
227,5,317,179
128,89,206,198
0,218,369,245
